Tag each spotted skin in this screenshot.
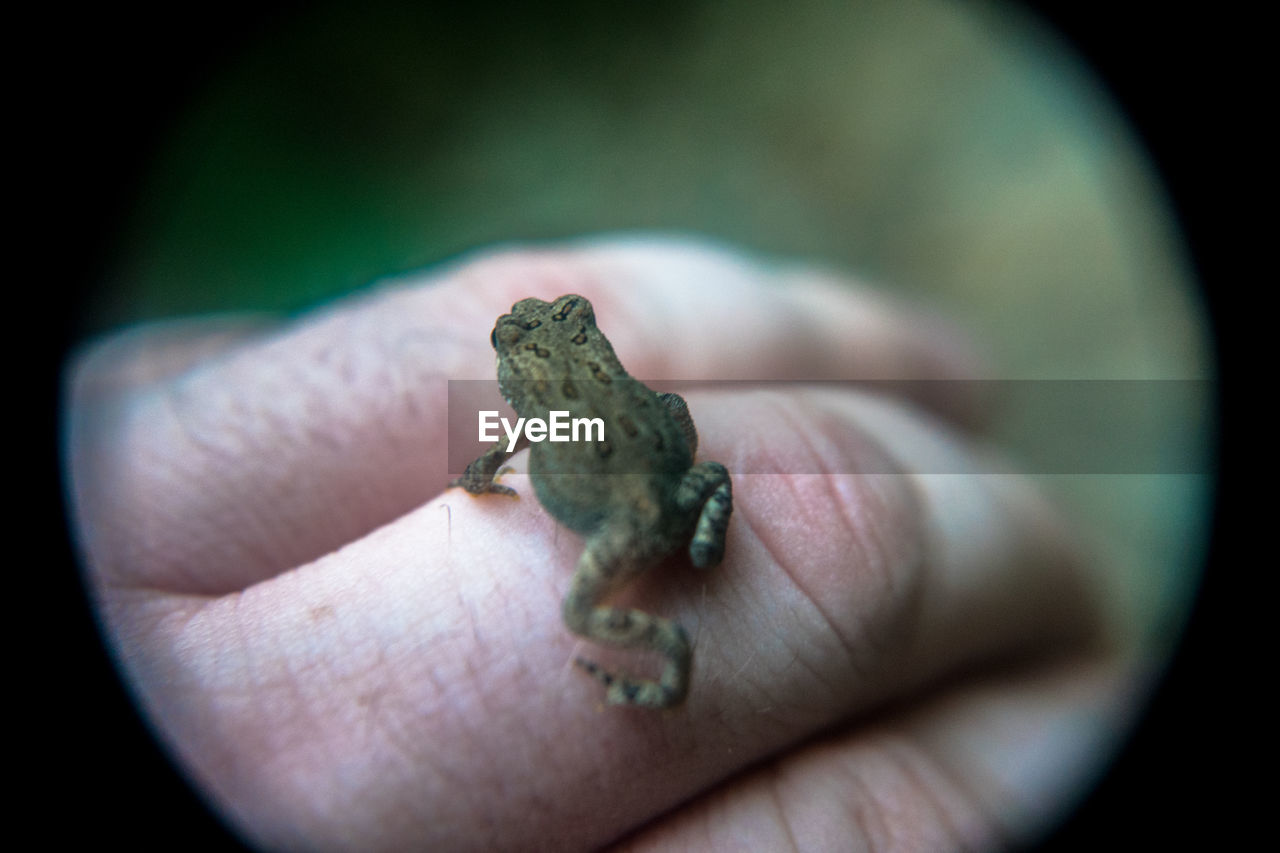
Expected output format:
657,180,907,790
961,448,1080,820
450,294,732,707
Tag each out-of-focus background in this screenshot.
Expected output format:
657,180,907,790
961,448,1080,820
61,0,1218,846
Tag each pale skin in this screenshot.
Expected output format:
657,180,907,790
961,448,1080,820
66,240,1127,850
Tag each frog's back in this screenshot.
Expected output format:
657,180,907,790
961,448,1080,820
528,382,693,534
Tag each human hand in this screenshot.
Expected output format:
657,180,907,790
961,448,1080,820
65,238,1126,850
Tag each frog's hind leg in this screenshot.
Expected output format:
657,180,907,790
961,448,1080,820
678,461,732,569
562,534,691,708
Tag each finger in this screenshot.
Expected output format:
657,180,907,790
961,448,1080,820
111,385,1104,849
66,238,984,594
616,655,1129,850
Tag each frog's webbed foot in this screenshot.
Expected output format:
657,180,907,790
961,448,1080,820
562,537,692,708
677,461,733,568
448,442,518,497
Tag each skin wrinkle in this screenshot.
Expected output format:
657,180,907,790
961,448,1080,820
713,507,822,715
746,393,928,706
765,734,981,853
810,473,893,668
235,608,427,845
852,473,930,693
691,450,880,717
201,596,281,830
97,306,451,593
763,542,853,710
279,654,337,834
630,731,968,853
911,745,1007,850
788,749,861,852
351,670,418,792
765,762,805,853
107,380,270,591
875,737,974,851
381,512,645,845
147,585,312,841
842,758,889,853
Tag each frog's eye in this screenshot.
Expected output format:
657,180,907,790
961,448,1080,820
490,328,499,349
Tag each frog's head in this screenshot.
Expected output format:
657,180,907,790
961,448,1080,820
490,294,597,357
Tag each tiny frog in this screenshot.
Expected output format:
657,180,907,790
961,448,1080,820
450,294,732,707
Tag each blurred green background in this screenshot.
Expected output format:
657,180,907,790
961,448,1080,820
85,2,1210,655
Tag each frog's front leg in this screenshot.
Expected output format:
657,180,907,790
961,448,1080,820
448,438,524,496
562,530,692,708
677,461,733,568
